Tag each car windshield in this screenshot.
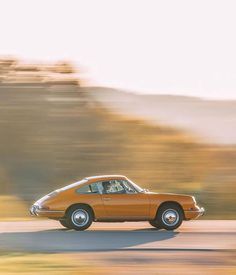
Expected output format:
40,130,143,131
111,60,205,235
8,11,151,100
127,179,144,193
59,178,88,191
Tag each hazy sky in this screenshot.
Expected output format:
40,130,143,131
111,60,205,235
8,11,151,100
0,0,236,99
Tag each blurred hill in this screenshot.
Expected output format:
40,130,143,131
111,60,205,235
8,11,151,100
87,87,236,144
0,58,235,218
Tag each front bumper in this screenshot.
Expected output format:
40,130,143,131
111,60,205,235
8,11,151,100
184,206,205,220
198,207,205,216
30,205,38,216
30,205,64,218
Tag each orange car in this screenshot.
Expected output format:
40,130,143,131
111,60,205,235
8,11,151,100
30,175,204,230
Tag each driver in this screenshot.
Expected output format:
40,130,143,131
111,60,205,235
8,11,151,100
102,181,112,194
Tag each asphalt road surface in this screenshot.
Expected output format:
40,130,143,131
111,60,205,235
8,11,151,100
0,220,235,252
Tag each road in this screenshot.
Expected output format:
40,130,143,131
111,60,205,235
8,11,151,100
0,220,236,252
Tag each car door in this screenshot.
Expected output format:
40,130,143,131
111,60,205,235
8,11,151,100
99,179,150,220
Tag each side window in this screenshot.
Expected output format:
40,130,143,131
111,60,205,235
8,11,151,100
76,180,137,194
96,182,105,194
76,185,90,194
90,182,99,193
101,180,126,194
76,182,99,194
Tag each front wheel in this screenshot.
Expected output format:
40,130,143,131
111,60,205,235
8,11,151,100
66,205,93,231
157,203,183,230
59,219,71,229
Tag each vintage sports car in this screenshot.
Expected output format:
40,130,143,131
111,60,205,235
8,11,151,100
30,175,204,230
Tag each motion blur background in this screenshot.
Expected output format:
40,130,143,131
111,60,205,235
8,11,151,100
0,0,236,274
0,57,236,220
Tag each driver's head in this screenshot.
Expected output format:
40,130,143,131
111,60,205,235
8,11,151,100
102,181,111,193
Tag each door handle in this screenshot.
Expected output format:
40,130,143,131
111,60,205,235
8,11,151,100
103,197,111,201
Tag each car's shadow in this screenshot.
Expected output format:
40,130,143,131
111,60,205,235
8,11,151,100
0,227,178,252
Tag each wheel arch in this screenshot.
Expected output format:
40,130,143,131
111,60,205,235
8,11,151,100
156,201,185,219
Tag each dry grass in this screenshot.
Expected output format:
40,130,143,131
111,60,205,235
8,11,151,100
0,196,28,219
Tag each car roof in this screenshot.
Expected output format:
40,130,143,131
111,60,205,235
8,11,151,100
85,175,127,181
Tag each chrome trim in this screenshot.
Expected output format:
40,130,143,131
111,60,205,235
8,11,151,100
29,205,64,216
192,196,197,204
198,207,205,216
185,207,205,216
37,210,64,213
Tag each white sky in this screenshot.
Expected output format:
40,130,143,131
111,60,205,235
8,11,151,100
0,0,236,99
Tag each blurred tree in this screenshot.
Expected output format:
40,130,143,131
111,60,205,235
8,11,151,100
0,57,18,82
14,65,41,72
51,61,77,74
0,57,18,68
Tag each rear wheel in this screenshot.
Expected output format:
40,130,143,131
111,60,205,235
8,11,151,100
66,205,93,231
157,203,183,230
149,220,162,229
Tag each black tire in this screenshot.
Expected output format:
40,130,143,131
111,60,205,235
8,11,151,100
59,219,71,229
66,205,93,231
157,203,183,230
149,220,162,229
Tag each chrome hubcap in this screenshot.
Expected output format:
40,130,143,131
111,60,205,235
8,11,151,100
71,209,89,227
162,209,179,226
